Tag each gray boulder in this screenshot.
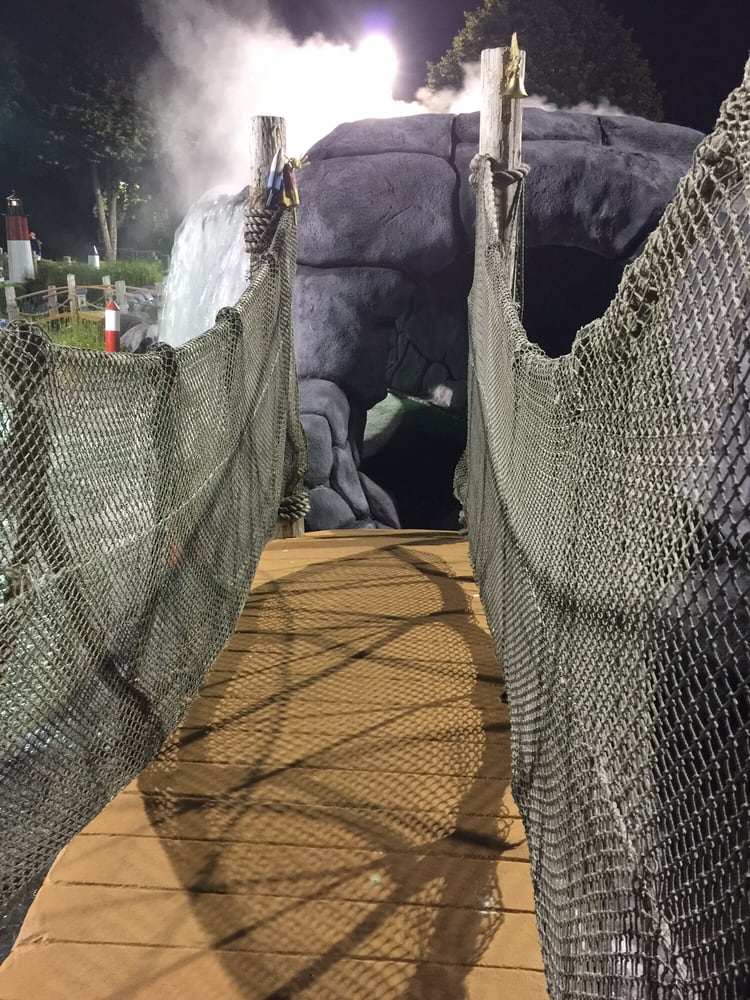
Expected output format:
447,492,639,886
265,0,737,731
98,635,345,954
292,109,702,530
455,140,693,260
359,472,400,529
307,113,455,161
599,115,703,159
120,322,157,354
297,153,461,274
455,107,603,144
298,377,351,447
299,413,332,487
306,485,357,531
299,377,401,530
294,266,414,408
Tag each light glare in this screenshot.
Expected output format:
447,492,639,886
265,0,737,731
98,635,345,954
357,33,398,86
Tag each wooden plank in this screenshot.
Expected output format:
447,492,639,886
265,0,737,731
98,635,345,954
79,797,530,869
125,762,517,817
0,943,550,1000
158,728,511,771
32,834,530,907
0,533,542,999
13,883,543,969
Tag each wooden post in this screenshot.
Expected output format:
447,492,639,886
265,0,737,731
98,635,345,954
67,274,78,321
276,517,304,540
47,285,59,319
479,39,526,299
115,280,127,312
5,285,19,323
248,115,305,540
102,274,113,304
248,115,286,216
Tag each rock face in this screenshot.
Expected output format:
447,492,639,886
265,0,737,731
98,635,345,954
292,110,702,529
299,379,400,531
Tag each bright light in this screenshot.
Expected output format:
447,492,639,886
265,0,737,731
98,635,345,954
357,33,398,87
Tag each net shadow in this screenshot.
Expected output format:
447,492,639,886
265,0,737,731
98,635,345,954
133,533,521,999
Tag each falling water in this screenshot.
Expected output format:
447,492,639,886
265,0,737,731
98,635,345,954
159,188,249,347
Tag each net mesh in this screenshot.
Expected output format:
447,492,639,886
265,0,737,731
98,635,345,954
0,209,305,946
457,63,750,998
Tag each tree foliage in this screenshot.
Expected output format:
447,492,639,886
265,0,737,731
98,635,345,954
426,0,663,120
0,39,24,130
2,1,156,259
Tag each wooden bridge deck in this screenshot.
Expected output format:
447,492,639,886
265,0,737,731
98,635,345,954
0,530,547,999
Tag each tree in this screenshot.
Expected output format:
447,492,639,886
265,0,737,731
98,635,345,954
0,39,24,130
426,0,663,120
51,64,155,262
4,1,156,260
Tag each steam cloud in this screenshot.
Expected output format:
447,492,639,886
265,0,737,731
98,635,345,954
143,0,624,212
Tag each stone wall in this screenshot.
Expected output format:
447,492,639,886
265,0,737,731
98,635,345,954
292,110,702,528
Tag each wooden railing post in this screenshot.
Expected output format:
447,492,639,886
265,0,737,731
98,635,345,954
247,115,306,540
479,36,526,299
248,115,286,218
5,285,19,323
115,280,127,312
47,285,59,319
67,274,78,321
102,275,114,304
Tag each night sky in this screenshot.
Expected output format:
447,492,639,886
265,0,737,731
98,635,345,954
269,0,749,132
3,0,748,132
1,0,747,256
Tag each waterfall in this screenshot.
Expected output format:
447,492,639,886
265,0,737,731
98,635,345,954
159,188,249,347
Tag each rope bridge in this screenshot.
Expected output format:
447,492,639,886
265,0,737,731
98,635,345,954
457,61,750,998
0,64,749,998
0,208,305,945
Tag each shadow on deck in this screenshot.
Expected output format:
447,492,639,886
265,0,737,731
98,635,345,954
0,531,546,999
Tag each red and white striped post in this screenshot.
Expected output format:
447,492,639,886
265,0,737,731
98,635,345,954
104,300,121,352
4,192,35,284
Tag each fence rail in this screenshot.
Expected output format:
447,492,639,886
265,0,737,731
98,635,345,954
4,278,163,324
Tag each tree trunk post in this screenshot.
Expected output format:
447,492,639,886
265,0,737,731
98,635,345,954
6,285,19,323
67,274,78,321
91,163,114,262
108,193,118,262
479,40,526,299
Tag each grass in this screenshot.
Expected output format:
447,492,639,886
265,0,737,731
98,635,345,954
43,317,106,350
26,258,165,296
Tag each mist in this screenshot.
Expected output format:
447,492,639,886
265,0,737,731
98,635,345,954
142,0,624,213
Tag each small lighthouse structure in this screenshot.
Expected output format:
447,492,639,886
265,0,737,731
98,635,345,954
5,192,35,284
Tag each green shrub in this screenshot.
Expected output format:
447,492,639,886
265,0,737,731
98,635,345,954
104,259,165,287
33,258,164,292
32,260,100,291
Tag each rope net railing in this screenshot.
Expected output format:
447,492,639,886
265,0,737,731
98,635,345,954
457,62,750,999
0,209,306,945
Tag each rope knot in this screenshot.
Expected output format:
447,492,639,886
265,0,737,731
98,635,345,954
278,488,311,522
469,153,530,190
